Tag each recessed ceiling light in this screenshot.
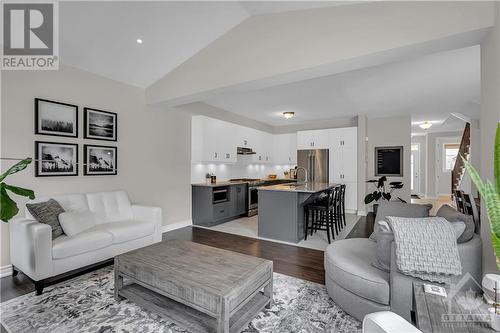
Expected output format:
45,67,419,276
419,121,432,130
136,38,143,44
283,112,295,119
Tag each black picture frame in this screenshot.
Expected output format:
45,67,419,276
35,141,79,177
84,107,117,141
375,146,404,177
84,144,117,176
35,98,79,138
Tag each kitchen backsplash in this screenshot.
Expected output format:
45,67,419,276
191,163,295,183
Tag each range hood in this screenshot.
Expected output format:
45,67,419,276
237,147,256,155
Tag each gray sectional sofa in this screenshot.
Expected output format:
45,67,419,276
324,202,482,321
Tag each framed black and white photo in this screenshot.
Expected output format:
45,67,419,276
84,145,117,175
84,108,117,141
35,98,78,138
35,141,78,177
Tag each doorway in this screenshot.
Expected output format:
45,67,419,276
411,144,420,195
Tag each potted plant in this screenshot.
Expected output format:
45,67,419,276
364,176,405,215
1,158,35,222
462,123,500,330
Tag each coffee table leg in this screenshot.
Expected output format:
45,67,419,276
217,298,230,333
264,278,273,309
114,272,123,301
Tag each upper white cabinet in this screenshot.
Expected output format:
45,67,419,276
273,133,297,165
329,127,358,182
192,116,237,163
297,129,330,149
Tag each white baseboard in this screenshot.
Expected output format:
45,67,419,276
357,210,367,216
0,264,12,278
161,219,192,233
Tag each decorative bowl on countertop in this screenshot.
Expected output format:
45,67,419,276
267,174,277,179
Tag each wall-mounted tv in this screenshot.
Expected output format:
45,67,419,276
375,146,403,177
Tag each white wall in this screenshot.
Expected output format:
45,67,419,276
480,2,500,274
366,116,411,210
0,65,192,267
436,136,461,195
424,131,462,198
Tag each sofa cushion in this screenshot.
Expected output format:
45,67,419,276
92,220,155,244
436,204,475,243
370,202,432,242
25,194,88,219
86,191,133,224
59,211,97,236
325,238,390,305
52,230,113,259
26,199,65,239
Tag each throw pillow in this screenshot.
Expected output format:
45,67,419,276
436,204,475,243
58,211,97,237
372,219,465,273
369,202,432,242
372,220,393,272
26,199,65,239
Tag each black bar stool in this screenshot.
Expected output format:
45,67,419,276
304,186,340,244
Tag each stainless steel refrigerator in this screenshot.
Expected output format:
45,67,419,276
297,149,329,183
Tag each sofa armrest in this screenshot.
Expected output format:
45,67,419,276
9,217,53,281
131,205,162,242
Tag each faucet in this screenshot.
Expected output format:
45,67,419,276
296,167,308,184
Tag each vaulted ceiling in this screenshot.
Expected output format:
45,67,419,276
59,1,351,88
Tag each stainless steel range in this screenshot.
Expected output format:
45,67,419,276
229,178,295,217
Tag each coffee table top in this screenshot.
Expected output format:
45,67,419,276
117,240,273,296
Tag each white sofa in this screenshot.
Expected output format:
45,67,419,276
9,190,162,294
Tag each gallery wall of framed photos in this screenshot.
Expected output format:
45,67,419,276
34,98,118,177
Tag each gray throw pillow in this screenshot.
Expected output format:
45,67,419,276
26,199,65,239
372,219,465,273
372,220,393,272
369,202,432,242
436,204,475,243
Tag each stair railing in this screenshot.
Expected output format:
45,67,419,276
451,122,471,195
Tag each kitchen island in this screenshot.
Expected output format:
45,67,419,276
258,182,336,243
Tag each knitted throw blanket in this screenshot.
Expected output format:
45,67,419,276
387,216,462,284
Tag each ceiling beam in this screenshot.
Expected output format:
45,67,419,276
146,1,494,107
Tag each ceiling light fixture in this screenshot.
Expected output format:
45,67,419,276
136,38,143,44
283,112,295,119
419,121,432,130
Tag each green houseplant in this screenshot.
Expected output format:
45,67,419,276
364,176,405,214
0,158,35,222
463,123,500,272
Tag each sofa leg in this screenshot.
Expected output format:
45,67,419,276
34,280,44,295
12,266,19,277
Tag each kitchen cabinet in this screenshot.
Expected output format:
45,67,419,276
297,129,330,149
329,127,358,212
191,116,237,163
273,133,297,165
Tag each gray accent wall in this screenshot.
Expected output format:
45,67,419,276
366,115,411,211
0,65,192,268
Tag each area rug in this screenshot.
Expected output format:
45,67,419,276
0,267,361,333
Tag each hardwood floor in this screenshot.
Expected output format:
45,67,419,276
0,215,373,332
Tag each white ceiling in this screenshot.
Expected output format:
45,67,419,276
203,46,480,127
59,1,350,88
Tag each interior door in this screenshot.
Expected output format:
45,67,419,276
411,145,420,195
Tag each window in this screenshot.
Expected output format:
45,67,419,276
444,143,460,171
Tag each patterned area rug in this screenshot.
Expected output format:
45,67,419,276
1,267,361,332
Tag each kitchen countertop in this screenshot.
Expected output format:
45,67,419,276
257,182,337,193
191,178,296,187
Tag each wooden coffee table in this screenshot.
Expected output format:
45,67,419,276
114,240,273,333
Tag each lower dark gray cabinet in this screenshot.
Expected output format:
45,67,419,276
192,183,248,227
